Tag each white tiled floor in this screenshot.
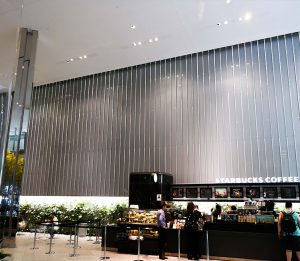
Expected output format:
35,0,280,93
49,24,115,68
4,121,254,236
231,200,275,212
1,233,213,261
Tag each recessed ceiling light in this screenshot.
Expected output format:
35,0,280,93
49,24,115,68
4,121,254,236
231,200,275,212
138,41,142,45
154,37,159,42
21,65,24,69
239,17,243,21
131,25,136,29
226,0,231,3
70,58,74,62
14,72,17,76
133,42,137,46
149,39,153,43
224,20,228,25
244,12,252,21
83,55,87,59
79,56,83,60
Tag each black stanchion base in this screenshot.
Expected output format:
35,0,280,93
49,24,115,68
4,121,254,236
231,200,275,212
45,251,55,254
69,253,79,257
30,247,39,250
133,259,143,261
100,257,110,260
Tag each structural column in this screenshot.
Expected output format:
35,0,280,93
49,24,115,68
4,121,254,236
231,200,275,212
0,28,38,241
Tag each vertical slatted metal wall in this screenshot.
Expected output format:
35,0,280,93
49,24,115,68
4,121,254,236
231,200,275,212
22,33,300,196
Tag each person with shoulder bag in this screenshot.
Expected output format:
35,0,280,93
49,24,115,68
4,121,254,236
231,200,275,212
278,202,300,261
184,202,200,260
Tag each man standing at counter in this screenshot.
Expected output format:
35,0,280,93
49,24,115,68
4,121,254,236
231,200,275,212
157,201,167,260
278,202,300,261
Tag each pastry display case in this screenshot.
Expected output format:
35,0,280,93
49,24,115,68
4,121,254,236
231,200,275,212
120,209,157,225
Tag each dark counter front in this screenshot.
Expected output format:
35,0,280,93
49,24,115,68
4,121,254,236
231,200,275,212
203,222,286,261
106,222,293,260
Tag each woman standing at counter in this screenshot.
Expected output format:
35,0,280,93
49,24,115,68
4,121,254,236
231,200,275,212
184,202,200,260
278,202,300,261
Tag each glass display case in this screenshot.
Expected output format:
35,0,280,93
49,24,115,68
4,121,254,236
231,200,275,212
120,209,157,225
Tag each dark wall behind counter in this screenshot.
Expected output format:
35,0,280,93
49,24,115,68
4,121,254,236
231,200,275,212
22,32,300,196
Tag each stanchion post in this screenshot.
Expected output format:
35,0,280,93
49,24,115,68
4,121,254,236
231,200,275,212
100,225,110,260
45,223,55,254
133,226,143,261
94,220,101,244
206,230,209,261
177,229,180,260
87,221,93,241
67,226,74,245
69,224,79,257
30,225,39,250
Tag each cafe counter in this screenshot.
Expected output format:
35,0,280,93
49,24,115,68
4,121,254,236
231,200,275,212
104,222,288,260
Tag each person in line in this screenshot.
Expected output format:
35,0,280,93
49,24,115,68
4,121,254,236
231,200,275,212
48,212,58,239
157,201,168,260
211,204,222,220
278,202,300,261
184,202,200,260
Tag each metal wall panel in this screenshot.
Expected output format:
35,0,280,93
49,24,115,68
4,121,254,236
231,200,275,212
22,33,300,196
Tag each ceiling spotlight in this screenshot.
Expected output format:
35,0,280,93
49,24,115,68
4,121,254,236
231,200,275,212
131,25,136,29
217,23,222,26
83,55,87,59
149,39,153,43
244,12,252,21
154,37,159,42
79,56,83,60
138,41,142,45
21,65,24,69
70,58,74,62
133,42,137,46
224,20,228,25
14,72,17,76
239,17,243,21
226,0,231,3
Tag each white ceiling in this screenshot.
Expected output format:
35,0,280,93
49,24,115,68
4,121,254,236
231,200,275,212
1,0,300,89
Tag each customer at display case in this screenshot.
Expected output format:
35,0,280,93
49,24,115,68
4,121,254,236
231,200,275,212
278,202,300,261
184,202,200,260
212,204,222,220
157,201,167,260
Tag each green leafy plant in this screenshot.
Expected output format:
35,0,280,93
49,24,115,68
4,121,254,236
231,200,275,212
19,202,127,233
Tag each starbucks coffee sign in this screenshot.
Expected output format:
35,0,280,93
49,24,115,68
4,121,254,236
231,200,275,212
216,176,299,184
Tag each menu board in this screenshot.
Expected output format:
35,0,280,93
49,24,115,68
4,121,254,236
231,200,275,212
263,187,278,198
215,187,228,198
281,187,296,199
246,187,260,198
186,188,198,198
230,187,244,198
200,188,213,198
172,188,184,198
